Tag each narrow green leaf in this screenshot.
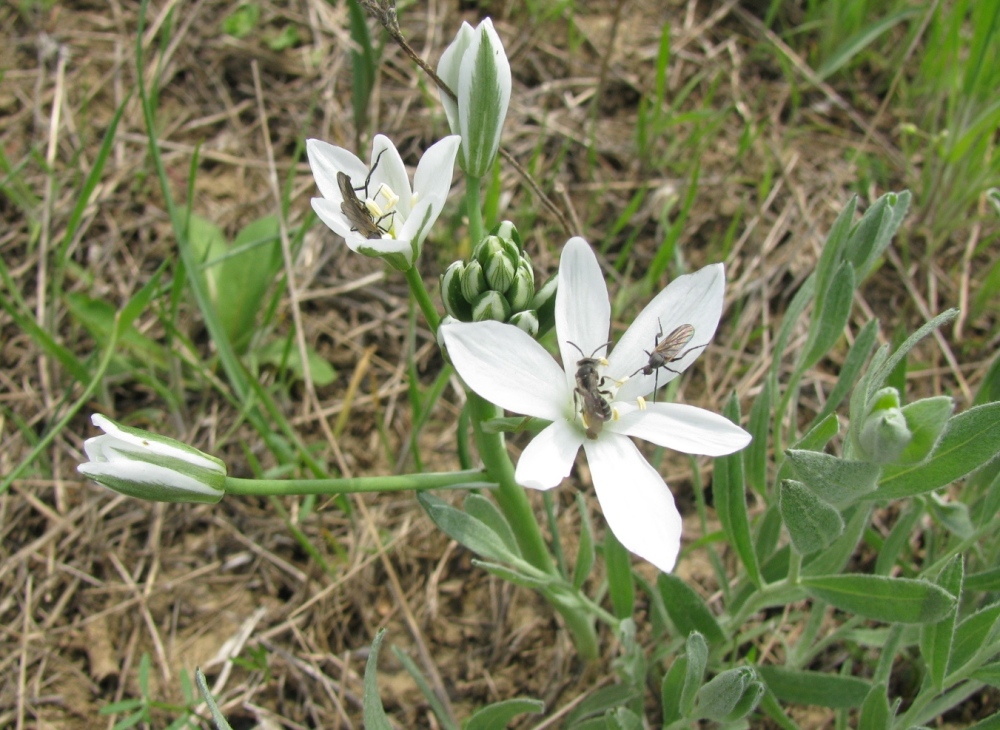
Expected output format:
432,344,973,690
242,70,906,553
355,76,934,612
362,630,393,730
565,684,641,726
802,574,956,624
572,492,595,589
660,655,687,724
757,665,871,708
970,663,1000,688
657,573,725,645
800,261,854,372
779,479,845,555
466,698,544,730
694,666,758,720
418,493,523,566
857,682,891,730
195,667,234,730
746,377,772,495
845,191,911,282
681,632,709,717
771,273,816,379
392,646,458,730
604,528,634,620
815,318,879,425
866,309,959,402
817,11,919,79
464,493,521,558
813,196,857,316
786,450,880,506
715,393,761,585
876,402,1000,499
949,603,1000,676
920,555,963,689
966,567,1000,592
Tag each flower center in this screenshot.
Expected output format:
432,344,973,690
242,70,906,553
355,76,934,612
364,183,400,238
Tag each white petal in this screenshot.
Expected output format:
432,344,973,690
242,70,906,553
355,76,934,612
78,459,219,497
413,135,460,209
367,135,412,216
515,420,582,490
436,22,473,134
398,194,442,248
614,402,751,456
441,321,569,421
456,19,510,175
584,434,682,573
610,263,725,401
306,139,367,202
555,238,612,393
89,415,222,472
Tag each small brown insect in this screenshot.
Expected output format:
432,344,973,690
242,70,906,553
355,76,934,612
568,340,614,439
338,150,394,239
630,321,706,403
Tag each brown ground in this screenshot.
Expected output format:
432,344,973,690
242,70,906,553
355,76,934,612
1,0,997,728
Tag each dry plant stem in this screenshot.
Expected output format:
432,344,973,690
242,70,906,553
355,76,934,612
467,392,599,660
364,0,569,234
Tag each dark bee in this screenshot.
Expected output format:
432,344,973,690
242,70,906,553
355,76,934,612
338,149,395,239
630,321,706,403
568,340,614,439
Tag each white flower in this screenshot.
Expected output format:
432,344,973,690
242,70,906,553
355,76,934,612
307,134,460,270
436,18,511,178
441,238,751,572
78,414,227,503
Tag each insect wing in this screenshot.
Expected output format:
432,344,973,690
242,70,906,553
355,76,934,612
653,324,696,362
338,172,383,239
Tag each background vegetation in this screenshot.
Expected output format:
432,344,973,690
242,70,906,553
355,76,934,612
1,0,998,727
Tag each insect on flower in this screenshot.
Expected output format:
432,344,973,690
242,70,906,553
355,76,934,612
630,321,706,403
568,340,614,439
338,150,395,239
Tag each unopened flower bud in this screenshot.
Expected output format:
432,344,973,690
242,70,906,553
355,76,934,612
441,261,472,320
476,234,519,292
857,387,912,464
506,259,535,311
78,415,226,504
461,259,488,302
508,310,538,337
471,290,510,322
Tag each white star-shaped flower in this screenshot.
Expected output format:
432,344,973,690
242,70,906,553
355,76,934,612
307,134,460,270
441,237,751,572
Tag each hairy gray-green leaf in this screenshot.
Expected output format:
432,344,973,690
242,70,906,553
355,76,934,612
858,682,892,730
802,574,956,624
465,698,544,730
920,555,963,689
363,629,392,730
694,667,758,720
658,573,726,645
786,450,881,506
757,665,871,708
779,479,845,554
876,402,1000,499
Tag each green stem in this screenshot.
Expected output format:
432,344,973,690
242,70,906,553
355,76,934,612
404,266,440,334
225,469,491,496
465,174,484,246
467,392,598,659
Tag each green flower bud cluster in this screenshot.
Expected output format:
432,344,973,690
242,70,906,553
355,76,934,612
441,221,555,337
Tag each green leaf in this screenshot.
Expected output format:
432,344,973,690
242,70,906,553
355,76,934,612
920,555,963,689
898,396,954,464
786,450,881,506
418,493,524,567
866,309,959,403
779,479,845,555
969,710,1000,730
876,402,1000,499
347,0,378,134
714,393,761,585
572,492,595,590
802,574,956,624
195,667,234,730
215,215,281,351
604,529,634,620
658,573,726,646
694,666,758,720
746,376,772,495
258,339,337,386
844,191,911,281
757,665,871,708
463,493,521,558
799,260,854,372
681,632,709,717
221,3,260,38
802,504,871,577
874,501,923,575
466,698,544,730
817,12,919,79
970,662,1000,688
391,646,458,730
967,567,1000,592
813,196,856,317
927,493,974,538
565,684,641,726
660,656,687,724
857,682,891,730
362,629,393,730
814,318,879,425
949,603,1000,676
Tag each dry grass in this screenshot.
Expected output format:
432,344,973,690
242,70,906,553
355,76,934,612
1,0,996,728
